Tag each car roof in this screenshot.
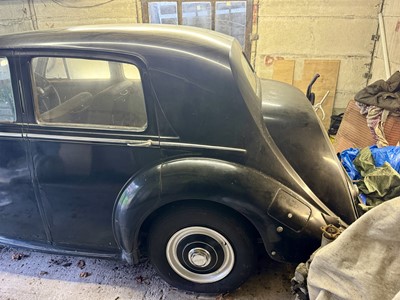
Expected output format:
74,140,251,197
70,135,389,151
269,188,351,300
0,24,235,58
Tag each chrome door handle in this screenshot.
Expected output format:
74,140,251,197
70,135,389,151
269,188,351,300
127,139,153,147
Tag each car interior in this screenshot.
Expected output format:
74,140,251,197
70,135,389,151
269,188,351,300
31,57,147,130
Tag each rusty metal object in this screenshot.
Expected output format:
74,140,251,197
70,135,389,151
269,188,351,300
321,224,343,247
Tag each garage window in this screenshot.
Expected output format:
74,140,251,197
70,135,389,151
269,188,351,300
31,57,147,131
0,57,16,123
143,0,252,55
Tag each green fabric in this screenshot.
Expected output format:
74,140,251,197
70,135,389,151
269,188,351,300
354,147,400,210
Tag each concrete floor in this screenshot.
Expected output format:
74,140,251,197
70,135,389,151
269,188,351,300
0,246,296,300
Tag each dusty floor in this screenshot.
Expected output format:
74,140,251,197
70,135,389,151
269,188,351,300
0,246,296,300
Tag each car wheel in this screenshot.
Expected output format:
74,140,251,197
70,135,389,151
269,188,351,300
147,204,256,293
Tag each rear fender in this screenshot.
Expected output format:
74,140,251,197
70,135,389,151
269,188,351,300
113,158,330,263
112,164,161,263
159,158,329,261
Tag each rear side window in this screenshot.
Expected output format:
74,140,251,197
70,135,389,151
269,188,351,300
0,57,16,123
31,57,147,131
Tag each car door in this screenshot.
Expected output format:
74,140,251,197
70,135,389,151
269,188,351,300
18,52,161,253
0,54,48,243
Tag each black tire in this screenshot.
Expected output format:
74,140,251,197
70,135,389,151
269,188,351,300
147,204,256,293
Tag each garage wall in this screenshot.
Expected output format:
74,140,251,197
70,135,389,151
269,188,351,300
0,0,397,110
0,0,139,33
369,0,400,83
252,0,382,110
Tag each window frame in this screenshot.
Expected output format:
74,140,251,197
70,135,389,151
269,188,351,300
142,0,253,57
29,54,149,133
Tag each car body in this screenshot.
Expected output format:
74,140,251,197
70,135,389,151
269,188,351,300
0,24,358,293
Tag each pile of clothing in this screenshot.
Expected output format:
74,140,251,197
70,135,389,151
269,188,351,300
336,72,400,211
355,71,400,147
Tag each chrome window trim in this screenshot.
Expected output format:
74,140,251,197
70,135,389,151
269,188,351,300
26,123,174,140
0,132,22,138
34,119,148,133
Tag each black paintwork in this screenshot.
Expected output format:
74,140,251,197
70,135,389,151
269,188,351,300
0,25,358,263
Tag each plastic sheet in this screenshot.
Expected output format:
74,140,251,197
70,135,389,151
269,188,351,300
340,146,400,179
370,145,400,173
340,146,400,210
338,147,361,180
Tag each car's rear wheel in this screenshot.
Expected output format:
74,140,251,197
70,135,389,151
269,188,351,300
147,204,256,293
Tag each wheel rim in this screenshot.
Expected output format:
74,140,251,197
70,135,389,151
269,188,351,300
166,226,235,283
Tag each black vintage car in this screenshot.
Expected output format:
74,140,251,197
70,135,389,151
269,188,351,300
0,25,358,293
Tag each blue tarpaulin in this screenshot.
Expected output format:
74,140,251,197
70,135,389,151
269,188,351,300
338,147,361,180
339,145,400,209
339,145,400,180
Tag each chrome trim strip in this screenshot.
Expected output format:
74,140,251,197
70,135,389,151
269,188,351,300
159,141,247,154
25,133,155,145
0,132,22,138
24,133,246,153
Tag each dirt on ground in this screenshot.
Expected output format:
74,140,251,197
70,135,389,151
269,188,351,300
0,246,296,300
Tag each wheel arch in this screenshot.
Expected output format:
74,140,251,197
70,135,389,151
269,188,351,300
114,158,328,264
117,196,270,265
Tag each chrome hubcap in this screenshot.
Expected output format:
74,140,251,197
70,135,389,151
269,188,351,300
166,226,235,283
188,248,211,267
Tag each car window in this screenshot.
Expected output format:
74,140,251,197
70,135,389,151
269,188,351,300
31,57,147,131
0,57,16,123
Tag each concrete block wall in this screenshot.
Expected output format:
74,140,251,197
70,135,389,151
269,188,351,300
369,0,400,83
252,0,382,110
0,1,34,34
0,0,139,34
